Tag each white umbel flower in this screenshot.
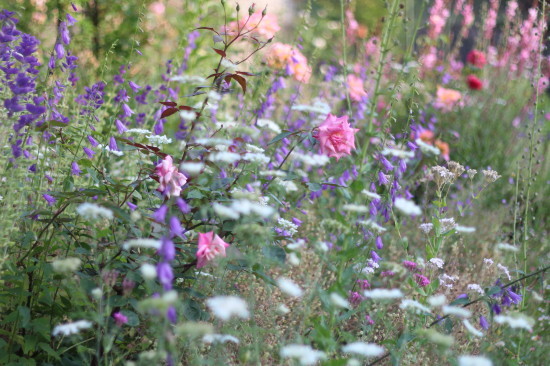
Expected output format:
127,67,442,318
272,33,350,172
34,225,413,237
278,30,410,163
330,293,350,309
394,198,422,216
494,314,533,332
206,296,250,321
277,277,304,298
496,243,519,252
361,190,381,200
207,151,241,164
76,203,113,220
442,305,472,318
399,299,431,313
342,342,385,357
179,162,204,176
52,257,82,273
458,355,493,366
280,344,326,366
123,239,161,250
146,134,172,146
456,225,476,233
257,119,281,133
463,319,484,337
363,289,403,300
427,294,447,307
202,333,239,344
52,320,93,336
429,258,445,269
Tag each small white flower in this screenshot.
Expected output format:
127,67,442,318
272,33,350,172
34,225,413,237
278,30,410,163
288,252,300,266
497,263,512,280
343,204,369,213
277,218,299,237
140,263,157,280
125,128,151,135
257,119,281,133
123,239,161,250
442,305,471,318
280,344,326,366
206,296,250,321
363,289,403,300
91,288,103,299
169,75,206,84
342,342,385,357
179,162,204,176
494,314,533,332
458,355,493,366
429,258,445,269
439,274,459,289
292,152,330,166
208,151,241,164
146,134,172,146
330,293,350,309
196,138,232,146
463,319,484,337
428,294,447,307
416,138,440,155
419,223,434,234
361,190,381,200
496,243,519,252
400,299,431,313
52,320,93,336
221,58,238,73
213,203,240,220
439,217,456,232
179,110,197,122
381,147,414,160
456,225,476,233
467,284,485,295
202,333,239,344
243,152,270,164
394,198,422,216
277,277,304,298
483,258,494,267
52,257,82,273
277,304,290,315
76,203,113,220
358,219,386,233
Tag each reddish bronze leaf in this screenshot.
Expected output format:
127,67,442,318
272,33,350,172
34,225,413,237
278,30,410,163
212,48,226,57
159,101,177,107
231,74,247,94
178,105,193,111
195,27,220,36
236,71,255,76
160,107,179,119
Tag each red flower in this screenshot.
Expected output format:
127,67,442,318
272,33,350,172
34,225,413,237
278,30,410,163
466,50,486,68
466,74,483,90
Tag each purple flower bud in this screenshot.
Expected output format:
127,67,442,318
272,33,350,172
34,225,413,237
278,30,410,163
115,119,128,134
109,136,119,151
113,312,128,326
48,55,56,69
66,14,77,26
479,315,489,330
292,217,302,226
167,306,177,324
43,193,56,206
126,202,137,211
152,205,168,222
491,303,501,315
28,164,37,173
71,3,78,11
83,147,95,158
87,135,99,147
122,103,134,117
156,262,173,290
128,81,141,92
60,21,70,45
45,174,53,183
371,250,381,263
159,237,175,262
55,43,65,59
375,236,383,249
379,155,394,173
175,198,190,214
169,216,183,238
378,171,390,185
71,161,81,176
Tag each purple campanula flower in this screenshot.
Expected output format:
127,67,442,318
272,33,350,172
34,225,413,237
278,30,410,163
87,135,99,147
167,306,177,324
379,155,394,172
66,14,77,26
156,262,173,290
159,237,175,262
71,161,81,176
28,164,36,173
126,202,137,211
175,198,191,214
59,21,70,44
115,119,127,134
479,315,489,330
375,236,383,249
109,136,119,151
83,147,95,158
122,103,134,117
371,250,381,263
128,81,141,92
491,303,501,314
55,43,65,59
152,205,168,222
169,216,183,238
378,171,390,185
42,193,56,206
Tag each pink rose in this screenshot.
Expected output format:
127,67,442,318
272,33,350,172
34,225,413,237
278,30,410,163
347,74,367,102
156,155,187,198
314,114,359,160
196,232,230,268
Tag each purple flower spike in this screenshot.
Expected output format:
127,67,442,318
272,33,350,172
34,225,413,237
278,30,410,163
43,193,56,206
479,315,489,330
159,237,175,262
109,136,119,151
156,262,173,290
71,161,81,176
55,43,65,59
152,205,168,222
83,147,95,158
375,236,383,249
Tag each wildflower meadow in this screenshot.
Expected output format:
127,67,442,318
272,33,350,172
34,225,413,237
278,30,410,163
0,0,549,365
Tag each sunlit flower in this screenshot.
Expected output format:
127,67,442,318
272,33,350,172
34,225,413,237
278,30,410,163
347,74,367,102
434,86,462,111
342,342,385,357
156,155,187,198
52,320,93,336
206,296,249,321
280,344,326,365
196,232,230,269
277,277,304,298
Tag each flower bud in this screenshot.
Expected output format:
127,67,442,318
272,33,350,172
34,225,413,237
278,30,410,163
248,3,255,15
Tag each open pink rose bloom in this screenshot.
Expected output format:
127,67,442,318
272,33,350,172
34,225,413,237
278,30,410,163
314,114,359,160
196,231,230,268
156,155,187,198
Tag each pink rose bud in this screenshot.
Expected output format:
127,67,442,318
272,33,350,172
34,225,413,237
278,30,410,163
314,114,359,160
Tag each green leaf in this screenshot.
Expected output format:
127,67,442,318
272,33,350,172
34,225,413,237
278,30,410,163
187,190,204,199
18,306,31,328
38,343,60,360
306,182,322,191
120,310,139,327
485,286,502,296
267,131,295,146
450,297,470,306
262,245,286,263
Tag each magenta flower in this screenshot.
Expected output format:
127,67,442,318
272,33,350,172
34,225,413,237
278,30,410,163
314,114,359,160
196,232,230,269
414,273,431,287
155,155,187,198
402,260,418,271
113,312,128,326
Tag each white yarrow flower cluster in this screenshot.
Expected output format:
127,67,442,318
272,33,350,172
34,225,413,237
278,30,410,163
52,320,93,336
98,144,124,156
52,257,82,273
442,305,472,318
439,274,459,288
196,138,232,146
439,217,456,232
146,134,172,146
76,203,113,220
467,284,485,295
123,239,162,250
125,128,151,135
277,218,299,237
429,257,445,269
208,151,241,164
456,225,476,233
257,119,281,133
206,296,250,321
358,219,386,233
494,314,533,331
280,344,326,366
363,288,403,300
497,263,512,280
361,190,381,200
428,294,447,307
394,197,422,216
277,277,304,298
458,355,493,366
243,152,270,164
180,162,204,176
292,152,330,166
330,293,350,309
382,147,414,160
169,75,206,84
202,334,239,344
342,342,385,357
213,199,275,220
400,299,431,314
419,223,434,234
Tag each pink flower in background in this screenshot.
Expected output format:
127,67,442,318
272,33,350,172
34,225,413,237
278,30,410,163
434,86,462,111
156,155,187,198
113,312,128,326
466,50,486,68
265,43,311,83
347,74,367,102
466,74,483,90
414,273,431,287
435,139,450,161
314,114,359,160
149,1,165,16
225,11,280,39
196,232,230,268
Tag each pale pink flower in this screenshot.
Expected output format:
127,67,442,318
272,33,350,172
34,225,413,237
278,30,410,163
434,86,462,111
149,1,165,16
314,114,359,160
196,232,230,268
347,74,367,102
156,155,187,198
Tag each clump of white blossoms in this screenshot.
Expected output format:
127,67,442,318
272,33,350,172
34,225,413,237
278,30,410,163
330,293,350,309
429,257,445,269
202,334,239,344
455,225,476,233
122,238,161,250
416,138,440,156
342,204,369,213
494,314,534,332
363,288,403,300
361,190,381,200
439,273,459,288
52,257,82,273
458,355,493,366
443,305,472,318
419,223,434,234
146,134,172,146
467,284,485,295
76,203,113,221
207,151,241,164
291,152,330,166
277,277,304,298
140,263,157,280
482,168,501,183
206,296,250,321
447,161,465,178
462,319,484,337
428,294,447,307
358,219,386,234
394,197,422,216
496,242,519,252
431,165,455,188
466,169,477,179
52,320,93,336
213,199,275,220
280,344,326,366
276,218,299,237
400,299,431,314
439,217,456,232
257,118,281,133
179,162,204,176
342,342,385,357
